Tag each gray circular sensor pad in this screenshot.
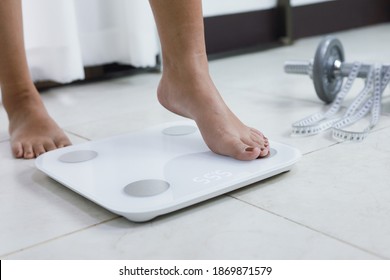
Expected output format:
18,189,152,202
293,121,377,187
268,148,277,158
162,125,197,136
124,180,170,197
58,150,98,163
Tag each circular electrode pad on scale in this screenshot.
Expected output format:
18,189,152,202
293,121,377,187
268,148,277,158
162,125,197,136
124,180,170,197
58,150,98,163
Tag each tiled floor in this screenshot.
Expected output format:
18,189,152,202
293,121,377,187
1,23,390,260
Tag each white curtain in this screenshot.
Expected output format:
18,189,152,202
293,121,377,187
22,0,160,83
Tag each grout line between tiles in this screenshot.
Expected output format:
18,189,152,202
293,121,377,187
63,129,92,141
1,216,121,259
228,195,387,259
300,141,340,157
300,122,390,157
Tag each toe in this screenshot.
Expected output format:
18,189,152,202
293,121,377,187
11,141,24,158
248,132,269,152
231,140,261,161
22,143,35,159
248,132,270,159
44,141,57,152
250,128,267,140
241,146,262,160
233,130,271,160
33,144,46,157
250,131,265,146
263,138,269,148
55,135,72,148
258,147,270,158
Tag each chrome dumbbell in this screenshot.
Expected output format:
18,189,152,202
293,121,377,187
284,36,378,103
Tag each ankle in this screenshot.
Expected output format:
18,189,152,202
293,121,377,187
162,51,209,74
1,79,36,93
1,84,43,119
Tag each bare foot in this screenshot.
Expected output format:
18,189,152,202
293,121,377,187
2,87,71,159
157,68,269,161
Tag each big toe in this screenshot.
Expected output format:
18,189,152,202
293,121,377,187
55,135,72,148
230,141,262,161
258,146,270,158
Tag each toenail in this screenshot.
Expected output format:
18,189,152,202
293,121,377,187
245,147,255,152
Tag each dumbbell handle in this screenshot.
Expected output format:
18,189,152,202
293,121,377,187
284,60,378,79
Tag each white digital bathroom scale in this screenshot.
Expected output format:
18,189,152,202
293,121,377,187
36,121,301,222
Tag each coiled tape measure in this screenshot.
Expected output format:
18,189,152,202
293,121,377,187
292,63,390,142
285,37,390,142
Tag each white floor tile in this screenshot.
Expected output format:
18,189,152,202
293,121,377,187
39,73,161,128
0,136,116,257
63,103,184,140
4,196,377,260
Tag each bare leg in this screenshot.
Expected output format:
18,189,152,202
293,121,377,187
149,0,269,160
0,0,71,159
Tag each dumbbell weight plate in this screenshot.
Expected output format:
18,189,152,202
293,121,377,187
313,36,345,103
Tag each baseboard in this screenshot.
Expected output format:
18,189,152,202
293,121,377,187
204,0,390,55
35,64,158,91
292,0,390,39
204,8,285,55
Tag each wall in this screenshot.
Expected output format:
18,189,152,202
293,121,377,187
204,0,390,56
